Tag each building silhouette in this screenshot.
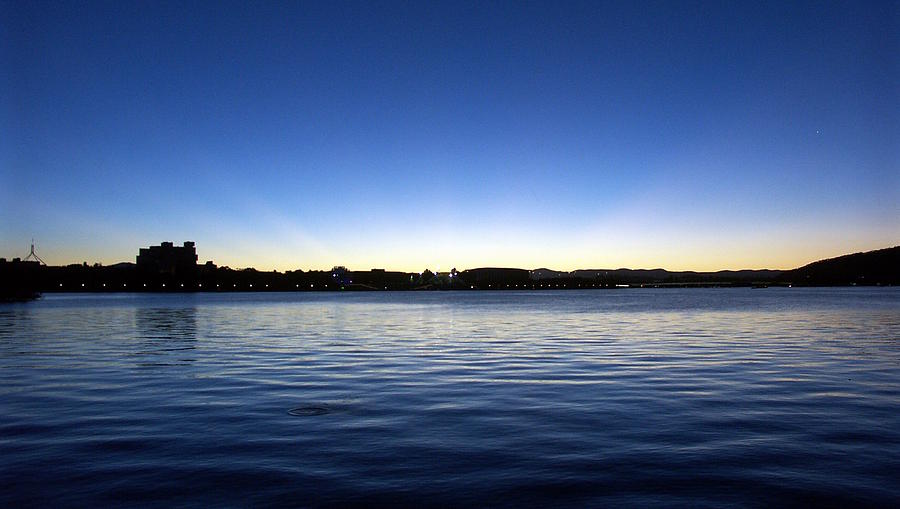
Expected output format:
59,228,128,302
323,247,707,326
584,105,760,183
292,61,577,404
137,241,198,276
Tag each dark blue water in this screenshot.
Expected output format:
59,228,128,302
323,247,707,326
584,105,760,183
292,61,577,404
2,289,899,507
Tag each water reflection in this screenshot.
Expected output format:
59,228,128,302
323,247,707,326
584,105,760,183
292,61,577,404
133,306,197,366
2,290,899,507
0,309,24,339
0,309,34,365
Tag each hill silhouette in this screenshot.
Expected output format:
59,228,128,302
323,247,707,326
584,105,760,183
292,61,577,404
778,246,899,286
2,244,898,297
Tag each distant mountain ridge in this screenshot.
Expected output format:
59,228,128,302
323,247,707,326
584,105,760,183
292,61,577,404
530,246,900,286
528,246,899,286
531,267,782,284
777,246,899,286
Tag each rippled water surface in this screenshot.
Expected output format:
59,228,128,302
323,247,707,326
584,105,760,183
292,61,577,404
2,289,899,507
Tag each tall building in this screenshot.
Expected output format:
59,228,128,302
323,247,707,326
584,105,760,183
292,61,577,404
136,241,198,276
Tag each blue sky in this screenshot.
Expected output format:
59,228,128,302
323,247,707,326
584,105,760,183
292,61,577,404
2,1,897,271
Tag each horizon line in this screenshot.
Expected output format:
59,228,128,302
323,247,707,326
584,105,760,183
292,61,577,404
9,242,899,275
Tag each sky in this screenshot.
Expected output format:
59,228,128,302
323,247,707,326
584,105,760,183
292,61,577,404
2,1,898,272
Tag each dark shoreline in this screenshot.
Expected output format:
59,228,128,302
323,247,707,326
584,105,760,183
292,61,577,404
3,245,898,300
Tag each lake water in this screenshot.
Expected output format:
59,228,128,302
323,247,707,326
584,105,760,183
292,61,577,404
2,288,899,507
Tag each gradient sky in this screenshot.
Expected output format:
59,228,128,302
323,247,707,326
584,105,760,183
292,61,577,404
2,1,897,272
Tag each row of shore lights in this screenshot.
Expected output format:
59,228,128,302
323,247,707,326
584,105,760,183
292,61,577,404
474,283,608,288
58,283,331,289
58,282,607,289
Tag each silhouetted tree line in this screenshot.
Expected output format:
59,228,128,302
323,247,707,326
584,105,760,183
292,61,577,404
2,245,897,299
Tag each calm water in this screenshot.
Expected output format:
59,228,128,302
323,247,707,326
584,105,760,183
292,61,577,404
2,289,899,507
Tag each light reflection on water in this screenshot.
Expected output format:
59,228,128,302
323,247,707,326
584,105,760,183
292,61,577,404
1,288,899,507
